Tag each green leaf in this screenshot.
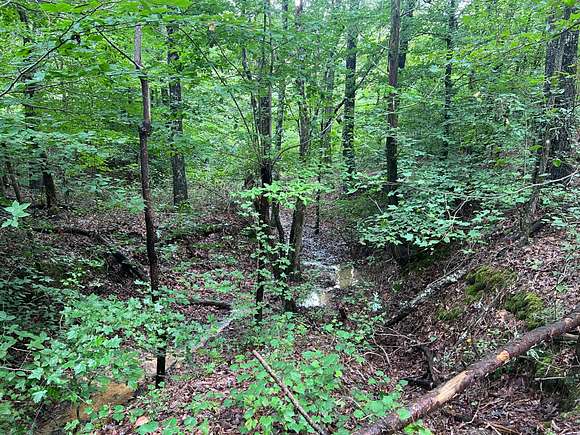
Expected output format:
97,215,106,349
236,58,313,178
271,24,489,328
136,421,159,434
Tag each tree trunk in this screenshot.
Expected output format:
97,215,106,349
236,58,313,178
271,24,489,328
287,0,310,289
134,25,164,387
442,0,457,158
3,151,23,203
354,305,580,435
549,6,578,180
385,0,401,205
523,6,577,237
341,0,359,180
167,25,189,207
254,0,274,322
271,0,289,245
315,61,336,234
398,0,416,69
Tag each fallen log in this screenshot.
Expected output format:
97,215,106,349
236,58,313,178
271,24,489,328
354,305,580,435
189,298,232,310
54,226,149,281
384,266,469,327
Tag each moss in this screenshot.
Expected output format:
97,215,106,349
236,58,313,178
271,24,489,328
436,307,463,322
465,265,516,301
504,292,545,329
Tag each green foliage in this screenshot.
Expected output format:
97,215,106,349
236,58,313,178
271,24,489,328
1,201,30,228
504,292,545,329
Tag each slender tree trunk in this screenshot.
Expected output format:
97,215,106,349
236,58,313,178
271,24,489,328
398,0,416,69
134,25,164,387
341,0,359,180
254,0,274,322
385,0,401,205
2,147,23,203
442,0,457,158
287,0,310,290
271,0,289,245
315,62,336,234
167,25,189,207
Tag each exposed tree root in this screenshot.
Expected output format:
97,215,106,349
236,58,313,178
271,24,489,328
354,305,580,434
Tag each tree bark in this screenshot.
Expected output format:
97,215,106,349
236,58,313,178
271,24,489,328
442,0,457,158
167,25,189,207
341,0,359,180
354,305,580,435
134,25,164,387
271,0,289,245
283,0,310,313
398,0,416,69
523,6,577,238
549,6,578,180
3,152,23,203
385,0,401,206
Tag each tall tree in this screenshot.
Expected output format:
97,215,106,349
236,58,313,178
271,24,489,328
341,0,359,179
134,25,164,386
385,0,401,205
167,25,189,207
442,0,457,158
287,0,310,285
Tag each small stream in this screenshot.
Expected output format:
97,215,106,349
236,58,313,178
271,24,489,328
300,262,359,308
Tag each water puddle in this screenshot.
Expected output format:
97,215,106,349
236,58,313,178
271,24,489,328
300,263,359,308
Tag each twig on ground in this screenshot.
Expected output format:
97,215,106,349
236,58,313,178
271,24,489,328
252,350,329,435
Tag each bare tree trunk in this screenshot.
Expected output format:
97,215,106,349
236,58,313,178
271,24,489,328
271,0,289,245
549,6,578,180
523,6,577,238
341,0,359,180
354,305,580,435
385,0,401,206
167,25,189,207
134,25,164,387
315,60,336,234
2,150,23,203
286,0,310,302
254,0,274,322
442,0,457,158
398,0,416,69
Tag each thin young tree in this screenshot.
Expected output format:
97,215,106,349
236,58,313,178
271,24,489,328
341,0,359,179
385,0,401,205
134,25,165,386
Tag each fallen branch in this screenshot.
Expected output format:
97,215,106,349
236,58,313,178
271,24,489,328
354,305,580,435
42,226,148,281
384,267,469,327
189,298,232,310
252,350,329,435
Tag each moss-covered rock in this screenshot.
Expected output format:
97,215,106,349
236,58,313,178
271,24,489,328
436,306,463,322
465,265,516,301
504,291,545,329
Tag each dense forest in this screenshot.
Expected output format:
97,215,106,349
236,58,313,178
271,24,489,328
0,0,579,433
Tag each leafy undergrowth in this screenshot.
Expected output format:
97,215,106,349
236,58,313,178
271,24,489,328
1,196,579,434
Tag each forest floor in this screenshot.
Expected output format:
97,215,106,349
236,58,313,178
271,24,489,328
3,192,579,434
